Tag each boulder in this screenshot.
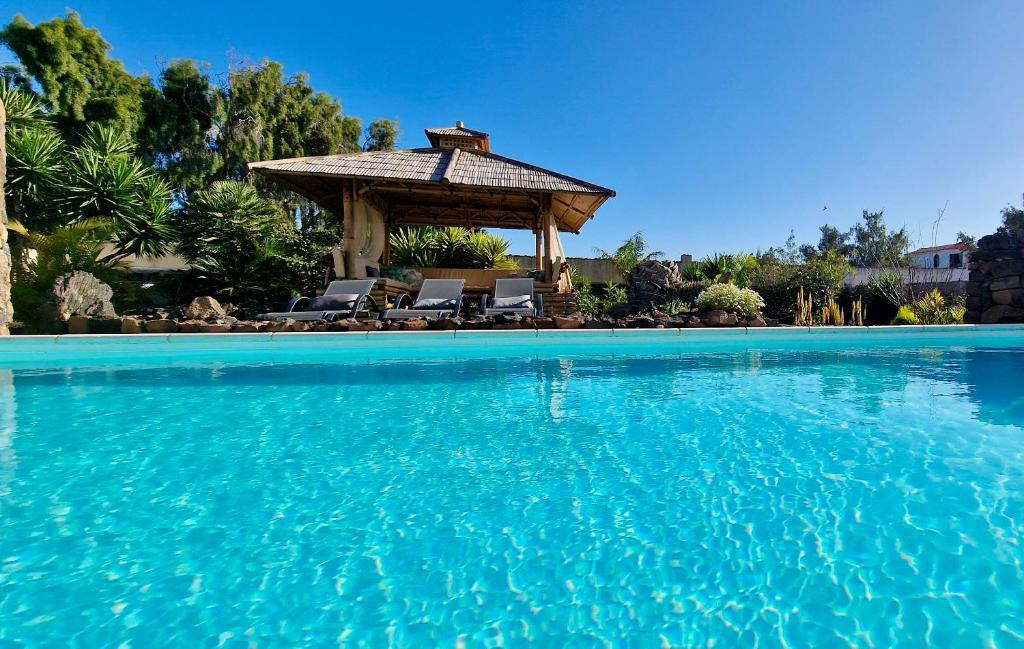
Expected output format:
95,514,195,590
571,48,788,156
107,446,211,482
991,288,1024,307
198,322,232,333
263,319,294,332
990,276,1022,292
177,320,204,333
627,259,683,311
583,317,613,329
553,316,582,330
67,315,90,334
533,317,557,329
628,316,656,329
120,316,144,334
746,316,767,328
52,271,115,321
89,317,122,334
990,260,1024,279
981,305,1024,324
144,319,179,334
231,321,265,333
684,315,705,328
401,318,429,331
289,321,310,332
702,310,739,327
349,319,384,332
184,296,227,321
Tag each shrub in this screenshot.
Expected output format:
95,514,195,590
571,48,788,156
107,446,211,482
795,251,849,306
695,283,765,318
890,289,965,325
570,266,600,316
749,262,799,322
892,305,919,325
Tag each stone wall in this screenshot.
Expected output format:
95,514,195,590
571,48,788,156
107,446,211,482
965,232,1024,324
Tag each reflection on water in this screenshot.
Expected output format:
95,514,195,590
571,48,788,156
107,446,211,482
1,346,1023,646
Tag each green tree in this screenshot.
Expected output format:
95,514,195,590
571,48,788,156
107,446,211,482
1,12,157,141
999,206,1024,236
363,119,399,151
848,210,909,267
140,60,224,197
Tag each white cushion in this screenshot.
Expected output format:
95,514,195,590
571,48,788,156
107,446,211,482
413,297,457,310
491,295,533,309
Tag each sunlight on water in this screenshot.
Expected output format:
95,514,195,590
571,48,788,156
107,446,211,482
1,339,1023,646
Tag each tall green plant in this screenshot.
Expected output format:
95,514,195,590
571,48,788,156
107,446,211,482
595,232,662,277
388,226,518,269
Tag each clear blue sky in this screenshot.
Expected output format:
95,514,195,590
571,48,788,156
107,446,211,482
3,1,1023,258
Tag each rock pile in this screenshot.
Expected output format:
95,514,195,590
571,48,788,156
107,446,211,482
966,232,1024,324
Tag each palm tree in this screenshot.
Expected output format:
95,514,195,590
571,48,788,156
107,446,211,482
595,232,663,277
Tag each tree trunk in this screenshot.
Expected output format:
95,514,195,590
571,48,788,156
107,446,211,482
0,98,12,335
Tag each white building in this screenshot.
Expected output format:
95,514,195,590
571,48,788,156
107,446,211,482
909,243,970,269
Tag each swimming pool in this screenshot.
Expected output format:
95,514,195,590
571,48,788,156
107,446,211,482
1,327,1023,646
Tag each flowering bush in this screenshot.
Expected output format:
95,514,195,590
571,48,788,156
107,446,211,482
695,283,765,317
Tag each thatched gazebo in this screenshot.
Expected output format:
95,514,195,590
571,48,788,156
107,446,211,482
249,122,614,291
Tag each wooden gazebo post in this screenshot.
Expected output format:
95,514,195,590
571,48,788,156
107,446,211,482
0,97,11,335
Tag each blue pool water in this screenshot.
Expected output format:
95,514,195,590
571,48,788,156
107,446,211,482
1,328,1024,646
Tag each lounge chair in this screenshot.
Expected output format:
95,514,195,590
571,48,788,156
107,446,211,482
481,278,543,317
258,279,378,321
380,279,465,320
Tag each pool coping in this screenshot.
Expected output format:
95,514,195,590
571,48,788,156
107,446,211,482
3,323,1024,345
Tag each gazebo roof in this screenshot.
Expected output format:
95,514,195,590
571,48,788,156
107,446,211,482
248,124,615,233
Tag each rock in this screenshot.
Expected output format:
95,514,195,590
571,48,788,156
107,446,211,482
52,271,115,321
144,319,179,334
627,259,683,311
307,321,331,332
684,315,704,328
120,316,144,334
991,288,1024,307
764,318,779,327
263,319,294,332
746,316,767,327
702,310,739,327
289,321,310,332
430,317,461,330
67,315,90,334
327,321,351,332
89,316,121,334
231,321,265,333
981,305,1024,324
463,317,493,330
553,316,582,330
493,322,522,330
584,317,614,329
199,322,231,333
177,320,204,333
628,316,656,329
401,318,429,331
184,296,227,321
533,317,556,329
990,260,1024,279
990,276,1022,292
349,319,384,332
